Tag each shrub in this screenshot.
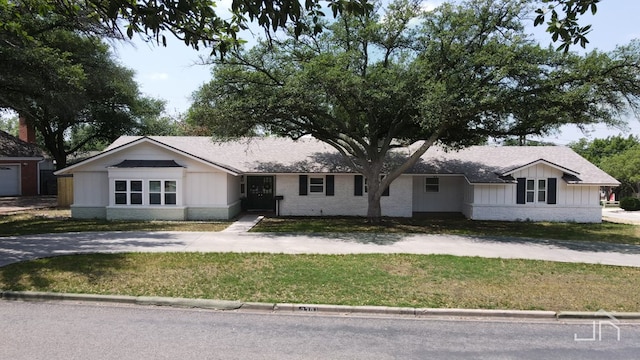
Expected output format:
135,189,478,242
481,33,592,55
620,197,640,211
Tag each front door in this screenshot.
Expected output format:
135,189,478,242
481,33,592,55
246,176,275,211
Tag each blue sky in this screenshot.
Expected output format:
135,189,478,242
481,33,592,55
112,0,640,144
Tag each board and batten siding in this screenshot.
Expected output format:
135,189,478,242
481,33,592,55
412,176,465,212
275,174,413,217
466,163,602,223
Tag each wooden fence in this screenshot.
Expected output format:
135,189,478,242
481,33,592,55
57,176,73,207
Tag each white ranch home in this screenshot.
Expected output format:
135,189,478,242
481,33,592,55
54,136,619,223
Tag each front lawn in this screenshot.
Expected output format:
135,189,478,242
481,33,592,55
1,253,638,311
254,216,640,244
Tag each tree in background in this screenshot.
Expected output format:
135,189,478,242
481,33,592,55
0,113,18,137
570,135,640,198
188,0,640,221
1,26,164,168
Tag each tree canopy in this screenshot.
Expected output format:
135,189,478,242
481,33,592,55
570,135,640,197
188,0,640,220
0,25,164,168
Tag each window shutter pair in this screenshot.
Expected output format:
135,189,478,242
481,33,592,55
354,175,389,196
516,177,556,204
299,175,334,196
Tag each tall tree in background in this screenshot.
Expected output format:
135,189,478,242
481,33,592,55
188,0,640,221
1,27,161,168
570,135,640,197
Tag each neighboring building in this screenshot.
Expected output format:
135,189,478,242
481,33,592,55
54,136,620,223
0,125,46,196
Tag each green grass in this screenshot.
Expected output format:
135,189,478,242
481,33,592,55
1,253,639,311
254,216,640,244
0,209,229,236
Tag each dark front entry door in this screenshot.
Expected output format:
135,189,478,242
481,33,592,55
246,176,275,211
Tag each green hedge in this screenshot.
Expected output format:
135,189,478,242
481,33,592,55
620,197,640,211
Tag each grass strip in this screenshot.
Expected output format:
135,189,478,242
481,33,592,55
0,210,228,236
1,253,638,312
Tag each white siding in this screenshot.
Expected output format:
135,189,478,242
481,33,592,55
412,176,465,212
466,163,603,223
184,172,229,206
73,172,109,206
276,174,413,217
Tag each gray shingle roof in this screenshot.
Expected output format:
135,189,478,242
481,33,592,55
0,130,45,158
98,136,619,185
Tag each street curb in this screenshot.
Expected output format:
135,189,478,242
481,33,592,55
557,311,640,320
0,290,562,319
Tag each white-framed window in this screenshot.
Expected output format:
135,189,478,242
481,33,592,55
115,180,143,205
114,179,178,206
425,177,439,192
525,179,546,203
149,180,177,205
309,177,325,193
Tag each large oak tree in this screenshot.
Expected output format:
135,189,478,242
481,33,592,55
188,0,640,221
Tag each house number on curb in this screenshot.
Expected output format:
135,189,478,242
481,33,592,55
298,306,318,312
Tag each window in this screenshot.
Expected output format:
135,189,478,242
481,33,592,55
114,180,142,205
526,179,535,202
299,175,334,196
517,177,557,205
425,177,439,192
309,177,324,193
149,180,177,205
114,179,177,206
538,179,546,202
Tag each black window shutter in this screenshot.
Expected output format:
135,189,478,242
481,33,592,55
516,178,526,204
547,178,557,204
326,175,334,196
354,175,363,196
299,175,308,196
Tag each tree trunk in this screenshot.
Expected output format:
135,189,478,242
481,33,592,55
367,189,382,223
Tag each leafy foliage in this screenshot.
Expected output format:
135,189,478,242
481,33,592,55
0,0,373,56
570,136,640,197
534,0,599,52
620,197,640,211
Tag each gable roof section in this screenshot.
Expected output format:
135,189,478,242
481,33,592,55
56,136,620,186
55,136,242,175
0,130,45,158
409,145,619,185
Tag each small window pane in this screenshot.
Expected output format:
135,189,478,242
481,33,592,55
131,193,142,204
526,192,535,202
131,181,142,192
165,193,177,205
149,193,161,205
165,181,177,192
538,191,546,202
310,185,324,193
538,179,546,189
149,181,161,192
115,193,127,204
115,181,127,192
526,180,535,191
310,178,324,185
425,177,439,192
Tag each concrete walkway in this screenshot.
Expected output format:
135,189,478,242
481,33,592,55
2,217,640,267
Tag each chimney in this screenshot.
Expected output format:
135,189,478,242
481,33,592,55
19,114,36,143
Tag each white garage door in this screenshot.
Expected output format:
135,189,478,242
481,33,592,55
0,165,20,196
